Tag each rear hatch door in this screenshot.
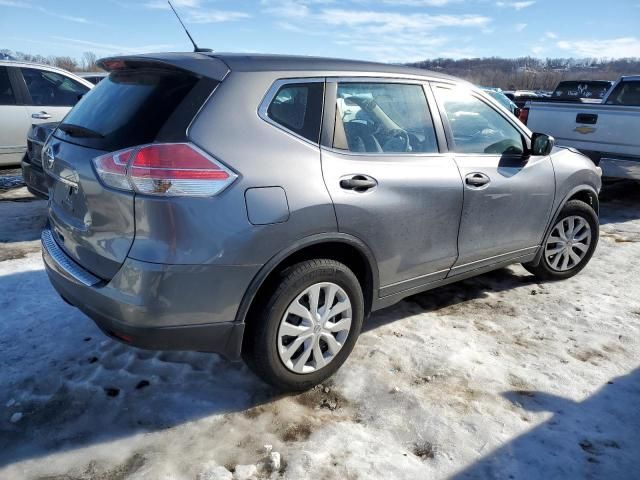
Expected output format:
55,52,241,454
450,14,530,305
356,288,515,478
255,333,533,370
45,58,222,279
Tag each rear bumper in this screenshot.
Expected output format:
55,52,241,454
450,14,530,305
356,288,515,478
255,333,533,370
21,159,49,199
41,227,258,359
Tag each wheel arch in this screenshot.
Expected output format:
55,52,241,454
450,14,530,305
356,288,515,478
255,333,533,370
530,184,600,267
234,233,379,328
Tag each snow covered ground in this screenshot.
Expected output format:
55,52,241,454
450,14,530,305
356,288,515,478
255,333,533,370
1,180,639,479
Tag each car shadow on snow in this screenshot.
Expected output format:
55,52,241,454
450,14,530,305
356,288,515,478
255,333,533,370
453,367,640,479
363,266,539,333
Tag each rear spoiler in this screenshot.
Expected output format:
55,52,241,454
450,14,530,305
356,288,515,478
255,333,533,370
97,53,230,81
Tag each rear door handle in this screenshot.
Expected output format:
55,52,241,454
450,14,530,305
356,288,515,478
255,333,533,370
339,174,378,192
576,113,597,124
465,172,490,188
32,111,52,120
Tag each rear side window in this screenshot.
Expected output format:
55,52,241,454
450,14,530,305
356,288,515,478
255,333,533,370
334,82,438,154
21,68,89,106
60,69,201,150
0,67,16,105
267,82,324,143
605,81,640,106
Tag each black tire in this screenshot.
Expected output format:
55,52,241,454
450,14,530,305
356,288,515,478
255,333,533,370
523,199,599,280
243,259,364,391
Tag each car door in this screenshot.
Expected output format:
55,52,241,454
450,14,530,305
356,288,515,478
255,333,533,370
432,83,555,276
321,79,463,297
0,66,31,165
18,67,90,126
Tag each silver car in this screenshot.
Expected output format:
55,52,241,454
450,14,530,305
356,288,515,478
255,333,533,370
41,53,601,391
0,60,92,166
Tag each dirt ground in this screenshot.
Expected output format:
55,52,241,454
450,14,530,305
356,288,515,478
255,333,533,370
1,169,639,479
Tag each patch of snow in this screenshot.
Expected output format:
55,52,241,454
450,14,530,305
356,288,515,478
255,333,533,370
0,182,639,479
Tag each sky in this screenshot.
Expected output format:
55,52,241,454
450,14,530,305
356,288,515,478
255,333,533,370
1,0,640,63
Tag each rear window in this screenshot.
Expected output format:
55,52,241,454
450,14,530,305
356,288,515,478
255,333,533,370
59,69,201,151
552,81,611,100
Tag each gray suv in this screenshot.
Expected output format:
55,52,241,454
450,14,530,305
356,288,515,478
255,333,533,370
41,53,601,391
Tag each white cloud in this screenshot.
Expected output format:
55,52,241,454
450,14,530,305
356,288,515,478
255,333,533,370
496,1,536,10
318,10,490,30
187,10,250,23
557,37,640,58
145,0,202,8
52,36,177,55
0,0,91,23
145,0,249,23
515,23,527,32
379,0,456,5
545,32,558,39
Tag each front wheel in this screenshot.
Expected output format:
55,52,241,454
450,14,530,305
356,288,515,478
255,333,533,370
523,199,599,280
243,259,364,391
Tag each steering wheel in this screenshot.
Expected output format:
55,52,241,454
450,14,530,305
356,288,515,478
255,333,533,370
384,128,411,152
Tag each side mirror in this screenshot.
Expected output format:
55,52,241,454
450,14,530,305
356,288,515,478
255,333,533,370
531,132,555,156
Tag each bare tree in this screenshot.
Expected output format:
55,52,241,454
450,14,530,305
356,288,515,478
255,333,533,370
81,51,98,72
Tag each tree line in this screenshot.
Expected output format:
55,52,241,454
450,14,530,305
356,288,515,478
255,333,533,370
0,49,100,72
407,56,640,90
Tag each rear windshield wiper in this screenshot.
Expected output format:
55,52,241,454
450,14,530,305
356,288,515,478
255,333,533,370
58,123,104,138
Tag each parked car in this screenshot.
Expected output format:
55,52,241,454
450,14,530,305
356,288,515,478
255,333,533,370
503,90,541,108
481,87,519,115
523,76,640,180
78,72,108,85
22,121,58,198
0,60,92,166
41,52,601,391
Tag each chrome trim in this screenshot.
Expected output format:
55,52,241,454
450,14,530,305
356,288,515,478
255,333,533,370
41,229,100,287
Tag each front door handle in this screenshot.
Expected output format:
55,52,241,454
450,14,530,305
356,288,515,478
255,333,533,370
465,172,490,188
32,111,52,120
339,174,377,192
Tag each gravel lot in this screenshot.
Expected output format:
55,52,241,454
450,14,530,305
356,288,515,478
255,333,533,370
1,172,639,480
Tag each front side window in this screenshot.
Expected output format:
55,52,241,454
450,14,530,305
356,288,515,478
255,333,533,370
0,67,16,105
267,82,324,143
334,82,438,154
436,87,524,155
21,68,89,107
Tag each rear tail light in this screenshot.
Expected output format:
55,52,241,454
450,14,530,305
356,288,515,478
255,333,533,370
92,143,236,197
518,107,529,125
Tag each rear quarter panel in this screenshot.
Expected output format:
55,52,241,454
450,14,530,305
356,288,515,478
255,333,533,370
128,70,337,266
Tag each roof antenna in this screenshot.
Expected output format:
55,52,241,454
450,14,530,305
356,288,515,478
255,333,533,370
167,0,212,53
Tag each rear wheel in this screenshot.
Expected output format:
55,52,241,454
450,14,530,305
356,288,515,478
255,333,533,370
523,199,598,280
243,259,364,391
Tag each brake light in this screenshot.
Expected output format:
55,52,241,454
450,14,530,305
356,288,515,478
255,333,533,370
518,107,529,125
92,143,236,197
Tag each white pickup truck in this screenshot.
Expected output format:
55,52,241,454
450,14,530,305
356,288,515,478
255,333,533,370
523,76,640,180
